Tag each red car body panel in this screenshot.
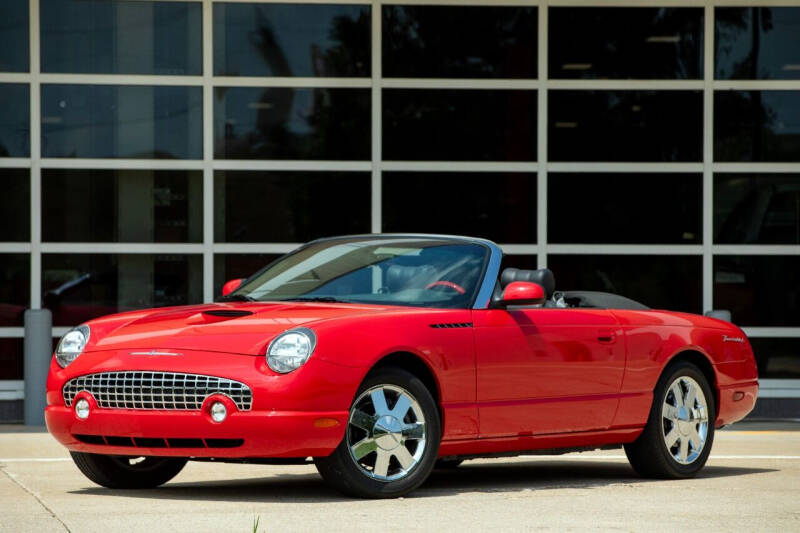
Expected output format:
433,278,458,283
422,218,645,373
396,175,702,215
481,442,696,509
45,236,758,462
46,301,758,460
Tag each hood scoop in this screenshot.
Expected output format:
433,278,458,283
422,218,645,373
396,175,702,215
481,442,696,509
184,309,254,325
203,310,254,318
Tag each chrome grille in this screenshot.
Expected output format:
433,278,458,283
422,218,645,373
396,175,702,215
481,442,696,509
63,371,252,411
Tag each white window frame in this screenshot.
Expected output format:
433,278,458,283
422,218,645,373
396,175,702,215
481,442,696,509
1,0,799,400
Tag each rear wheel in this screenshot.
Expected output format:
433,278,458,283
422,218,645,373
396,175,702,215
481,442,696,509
624,361,715,478
70,452,188,489
314,368,441,498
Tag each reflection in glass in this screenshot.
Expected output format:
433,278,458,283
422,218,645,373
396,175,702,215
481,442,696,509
383,89,536,161
214,87,369,160
0,0,28,72
549,90,702,162
41,0,201,75
548,255,702,313
549,173,701,244
715,174,800,244
42,170,203,243
214,254,281,296
749,338,800,379
0,254,30,327
214,3,369,77
42,254,202,326
383,6,536,78
41,85,202,159
715,91,800,162
0,169,29,242
715,256,800,327
550,7,703,79
0,338,24,380
382,172,536,243
716,7,800,80
214,171,370,242
0,84,29,157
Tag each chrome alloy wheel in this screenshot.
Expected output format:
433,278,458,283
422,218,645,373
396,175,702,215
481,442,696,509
661,376,709,465
347,384,427,482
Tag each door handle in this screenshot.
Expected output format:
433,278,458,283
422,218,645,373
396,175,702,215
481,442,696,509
597,329,616,343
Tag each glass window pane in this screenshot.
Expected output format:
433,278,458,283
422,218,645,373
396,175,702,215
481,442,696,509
42,254,202,327
382,172,536,243
0,169,29,241
383,89,536,161
0,338,24,380
214,171,370,242
715,91,800,162
548,255,702,314
714,255,800,327
42,84,202,159
214,253,281,296
716,8,800,80
0,84,29,157
549,90,702,162
550,7,703,79
0,0,28,72
214,3,369,77
549,173,701,244
383,6,536,79
41,0,201,75
0,254,29,327
715,173,800,244
749,338,800,379
42,170,202,243
214,87,369,160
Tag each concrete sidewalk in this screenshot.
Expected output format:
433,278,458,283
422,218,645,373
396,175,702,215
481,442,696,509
0,426,798,532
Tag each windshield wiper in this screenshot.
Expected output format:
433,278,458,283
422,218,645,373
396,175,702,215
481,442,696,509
217,293,256,302
280,296,349,303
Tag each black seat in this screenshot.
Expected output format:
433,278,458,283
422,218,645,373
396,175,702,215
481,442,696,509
385,264,435,293
499,267,555,299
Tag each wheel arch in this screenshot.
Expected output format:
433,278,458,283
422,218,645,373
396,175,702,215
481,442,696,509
662,349,719,415
367,351,443,423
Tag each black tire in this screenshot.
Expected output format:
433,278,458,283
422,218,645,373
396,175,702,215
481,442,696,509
435,458,464,470
314,367,441,498
624,360,716,479
70,452,188,489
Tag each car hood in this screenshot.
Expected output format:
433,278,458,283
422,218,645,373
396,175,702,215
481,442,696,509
84,302,391,355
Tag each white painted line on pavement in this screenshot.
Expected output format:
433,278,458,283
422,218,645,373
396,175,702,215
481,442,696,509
0,458,71,462
1,455,799,463
514,455,800,460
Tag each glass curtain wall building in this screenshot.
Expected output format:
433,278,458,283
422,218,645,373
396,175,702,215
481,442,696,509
1,0,799,420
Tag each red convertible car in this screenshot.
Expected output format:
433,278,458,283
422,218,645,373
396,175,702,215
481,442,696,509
45,234,758,498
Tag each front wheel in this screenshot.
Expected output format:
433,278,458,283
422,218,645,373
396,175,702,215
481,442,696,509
314,368,441,498
624,361,715,478
70,452,188,489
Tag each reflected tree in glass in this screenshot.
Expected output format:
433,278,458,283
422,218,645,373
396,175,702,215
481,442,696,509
215,11,370,159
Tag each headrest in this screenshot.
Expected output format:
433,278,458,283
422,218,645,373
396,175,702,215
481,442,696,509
385,264,435,292
500,268,555,299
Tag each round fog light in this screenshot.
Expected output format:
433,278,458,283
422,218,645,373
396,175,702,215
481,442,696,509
210,401,227,423
75,398,90,419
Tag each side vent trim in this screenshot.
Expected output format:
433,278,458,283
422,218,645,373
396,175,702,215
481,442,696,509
429,323,473,329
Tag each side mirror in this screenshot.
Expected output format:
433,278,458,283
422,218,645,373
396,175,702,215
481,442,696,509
221,278,245,297
497,281,546,307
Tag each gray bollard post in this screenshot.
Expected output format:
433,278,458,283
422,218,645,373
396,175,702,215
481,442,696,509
24,309,52,426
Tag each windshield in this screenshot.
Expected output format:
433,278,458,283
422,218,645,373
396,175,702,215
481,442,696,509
225,237,489,308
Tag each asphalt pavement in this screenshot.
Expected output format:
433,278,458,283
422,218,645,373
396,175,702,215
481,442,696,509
1,422,798,532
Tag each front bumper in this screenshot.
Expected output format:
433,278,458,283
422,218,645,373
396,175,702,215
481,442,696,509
45,349,363,458
45,405,348,458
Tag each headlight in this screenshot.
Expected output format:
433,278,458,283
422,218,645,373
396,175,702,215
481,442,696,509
56,325,90,368
267,328,316,373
